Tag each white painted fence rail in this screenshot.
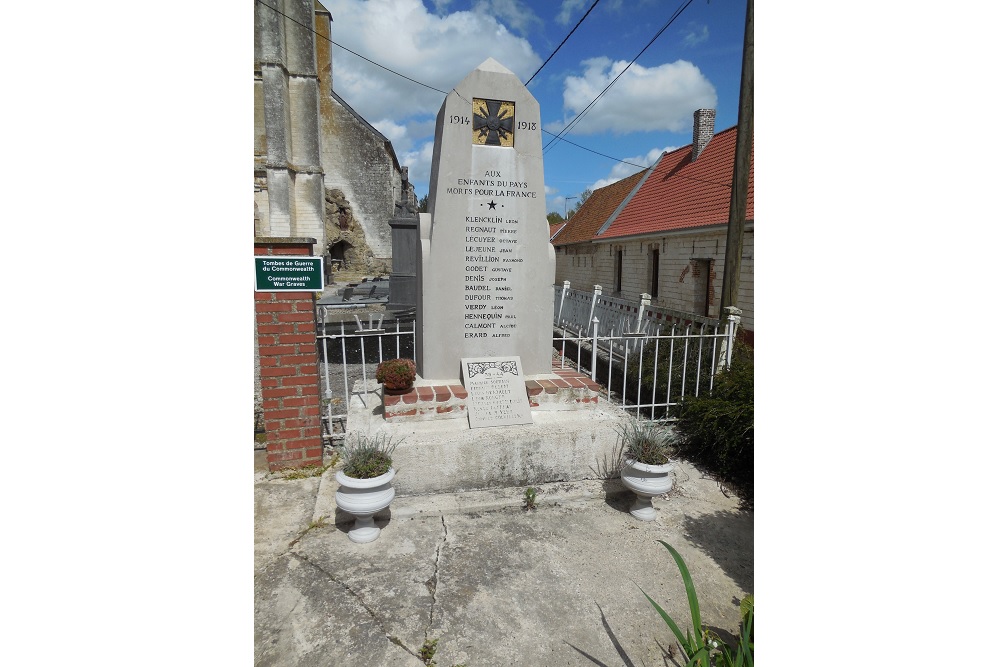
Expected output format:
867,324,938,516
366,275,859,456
552,282,741,420
314,287,741,440
315,309,416,441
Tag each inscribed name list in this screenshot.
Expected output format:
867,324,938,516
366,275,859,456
461,356,533,429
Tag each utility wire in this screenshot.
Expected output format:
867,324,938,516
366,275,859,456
542,126,733,189
255,0,727,185
254,0,448,95
524,0,602,87
543,0,696,153
541,129,647,170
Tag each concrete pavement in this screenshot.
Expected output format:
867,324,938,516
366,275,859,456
254,456,753,667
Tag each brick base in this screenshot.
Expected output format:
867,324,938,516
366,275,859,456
383,368,601,423
255,237,324,471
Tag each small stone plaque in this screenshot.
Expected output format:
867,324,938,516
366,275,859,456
461,356,533,428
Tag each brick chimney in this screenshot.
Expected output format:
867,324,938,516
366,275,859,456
691,108,716,161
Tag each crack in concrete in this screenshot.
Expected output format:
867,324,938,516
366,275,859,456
293,553,421,661
424,515,448,641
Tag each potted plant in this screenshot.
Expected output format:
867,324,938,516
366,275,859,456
335,432,402,543
375,358,417,394
616,417,679,521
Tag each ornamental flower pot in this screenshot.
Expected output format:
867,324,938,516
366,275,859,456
620,458,674,521
614,417,679,521
335,468,396,543
376,358,416,395
334,432,401,543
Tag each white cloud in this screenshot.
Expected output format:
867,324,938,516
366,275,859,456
589,146,673,190
556,0,586,25
430,0,453,13
547,57,717,135
682,23,709,48
398,141,436,193
372,119,409,148
473,0,543,35
318,0,541,126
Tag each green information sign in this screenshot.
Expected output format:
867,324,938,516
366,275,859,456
254,256,324,291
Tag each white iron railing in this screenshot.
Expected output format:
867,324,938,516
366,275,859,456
316,309,416,441
552,282,740,420
315,286,740,439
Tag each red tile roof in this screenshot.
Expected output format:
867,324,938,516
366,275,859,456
552,169,647,247
596,125,753,240
549,221,566,241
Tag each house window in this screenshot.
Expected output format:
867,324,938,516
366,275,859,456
648,245,660,298
614,247,623,293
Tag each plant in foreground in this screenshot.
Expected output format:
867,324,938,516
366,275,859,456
522,487,537,511
640,540,753,667
341,432,402,479
419,637,438,665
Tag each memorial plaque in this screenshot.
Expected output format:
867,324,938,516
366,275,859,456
461,356,533,428
416,58,556,381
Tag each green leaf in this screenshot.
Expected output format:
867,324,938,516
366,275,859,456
740,608,754,667
684,645,711,667
656,541,702,636
640,588,693,657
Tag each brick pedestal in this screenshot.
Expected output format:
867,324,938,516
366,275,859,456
255,237,323,470
382,368,601,423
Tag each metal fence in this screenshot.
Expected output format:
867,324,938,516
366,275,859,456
315,286,739,439
552,282,740,420
316,309,416,441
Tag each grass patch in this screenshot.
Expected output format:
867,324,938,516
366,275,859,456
279,459,337,480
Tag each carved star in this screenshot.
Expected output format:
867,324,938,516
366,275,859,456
487,200,497,210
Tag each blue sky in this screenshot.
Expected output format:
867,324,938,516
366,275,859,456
316,0,748,215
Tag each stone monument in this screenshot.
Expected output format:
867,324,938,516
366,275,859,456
342,59,620,496
416,58,556,381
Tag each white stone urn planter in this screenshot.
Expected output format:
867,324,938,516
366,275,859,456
335,467,396,543
620,458,674,521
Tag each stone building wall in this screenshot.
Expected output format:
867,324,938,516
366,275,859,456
555,228,754,330
255,1,414,267
253,0,326,255
315,5,413,269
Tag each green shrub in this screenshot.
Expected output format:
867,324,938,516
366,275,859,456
620,329,722,420
675,341,753,505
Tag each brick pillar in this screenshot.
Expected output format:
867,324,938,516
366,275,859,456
254,237,323,470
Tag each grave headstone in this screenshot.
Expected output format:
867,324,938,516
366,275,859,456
387,198,419,313
416,58,556,381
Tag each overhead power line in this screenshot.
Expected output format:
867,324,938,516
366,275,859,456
254,0,726,185
543,0,696,154
255,0,448,95
541,129,647,170
524,0,603,87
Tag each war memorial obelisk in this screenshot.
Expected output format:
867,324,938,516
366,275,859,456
416,58,556,382
339,59,618,495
